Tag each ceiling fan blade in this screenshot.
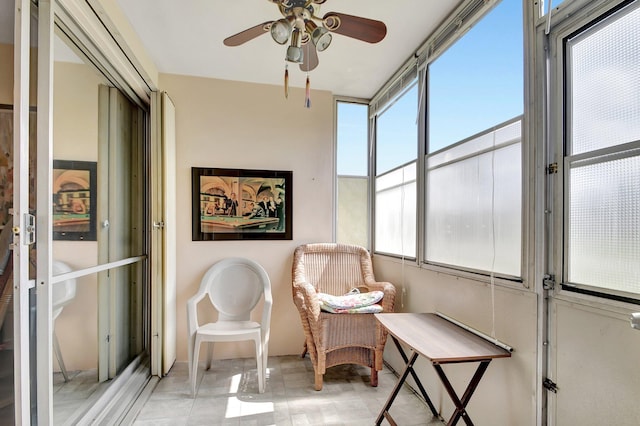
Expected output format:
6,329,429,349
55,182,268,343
300,42,319,72
223,21,273,47
323,12,387,44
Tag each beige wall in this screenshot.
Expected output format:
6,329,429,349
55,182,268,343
159,73,334,362
373,256,538,426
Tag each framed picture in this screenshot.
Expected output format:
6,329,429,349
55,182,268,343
192,167,292,241
53,160,97,241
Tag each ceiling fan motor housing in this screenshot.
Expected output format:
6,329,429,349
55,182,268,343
224,0,387,72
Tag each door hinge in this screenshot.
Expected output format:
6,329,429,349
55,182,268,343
543,378,558,393
546,162,558,174
543,274,556,290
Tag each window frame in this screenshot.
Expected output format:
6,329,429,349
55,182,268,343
558,0,640,304
334,97,371,248
372,79,420,259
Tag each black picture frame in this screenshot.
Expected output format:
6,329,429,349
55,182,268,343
191,167,293,241
53,160,97,241
192,167,292,241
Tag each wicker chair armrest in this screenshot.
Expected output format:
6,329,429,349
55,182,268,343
293,281,321,321
364,280,396,312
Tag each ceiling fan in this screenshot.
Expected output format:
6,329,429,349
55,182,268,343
223,0,387,73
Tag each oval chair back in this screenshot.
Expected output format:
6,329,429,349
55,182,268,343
188,257,272,396
200,259,268,322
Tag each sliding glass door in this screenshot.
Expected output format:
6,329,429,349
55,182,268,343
3,0,152,423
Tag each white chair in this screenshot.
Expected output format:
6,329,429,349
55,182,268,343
52,260,77,382
187,258,272,396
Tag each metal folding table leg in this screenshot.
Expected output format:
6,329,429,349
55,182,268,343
375,349,418,425
432,360,491,426
390,336,439,417
375,336,441,425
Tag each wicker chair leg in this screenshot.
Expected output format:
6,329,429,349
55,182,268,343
301,341,307,358
314,372,323,391
370,368,378,387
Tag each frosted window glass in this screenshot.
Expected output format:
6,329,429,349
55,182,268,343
568,5,640,155
337,176,368,248
428,120,521,169
568,155,640,294
376,162,416,191
426,142,521,276
374,163,416,257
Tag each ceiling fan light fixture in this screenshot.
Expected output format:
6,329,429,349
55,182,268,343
312,27,332,52
285,29,304,63
286,45,304,63
271,18,293,44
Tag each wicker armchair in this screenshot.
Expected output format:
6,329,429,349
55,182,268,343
292,243,396,390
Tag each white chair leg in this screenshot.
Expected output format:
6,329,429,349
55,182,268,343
191,337,201,397
205,342,214,370
188,335,193,384
53,330,70,382
263,343,269,380
255,337,264,393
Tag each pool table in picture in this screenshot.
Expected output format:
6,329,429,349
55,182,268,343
201,215,279,233
53,213,91,232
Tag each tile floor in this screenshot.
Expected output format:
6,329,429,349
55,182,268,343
133,355,443,426
53,369,102,425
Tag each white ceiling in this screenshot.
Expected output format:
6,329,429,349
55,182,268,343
0,1,462,99
114,1,462,99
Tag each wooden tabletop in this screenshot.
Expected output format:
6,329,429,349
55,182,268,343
375,313,511,363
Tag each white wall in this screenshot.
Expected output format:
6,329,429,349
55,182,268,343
158,73,335,362
373,256,538,426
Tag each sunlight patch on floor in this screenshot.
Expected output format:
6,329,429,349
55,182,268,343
224,373,274,418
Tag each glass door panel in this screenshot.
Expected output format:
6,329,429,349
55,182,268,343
50,30,146,424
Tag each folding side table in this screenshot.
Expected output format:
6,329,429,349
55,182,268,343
375,313,511,426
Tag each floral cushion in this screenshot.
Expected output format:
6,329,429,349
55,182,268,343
321,303,384,314
317,290,384,313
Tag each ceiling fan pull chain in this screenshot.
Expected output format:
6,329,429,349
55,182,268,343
304,74,311,108
284,63,289,99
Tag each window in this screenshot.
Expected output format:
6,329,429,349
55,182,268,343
429,0,523,153
336,101,369,247
374,83,418,258
563,1,640,298
375,162,417,258
425,0,523,276
426,119,522,276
